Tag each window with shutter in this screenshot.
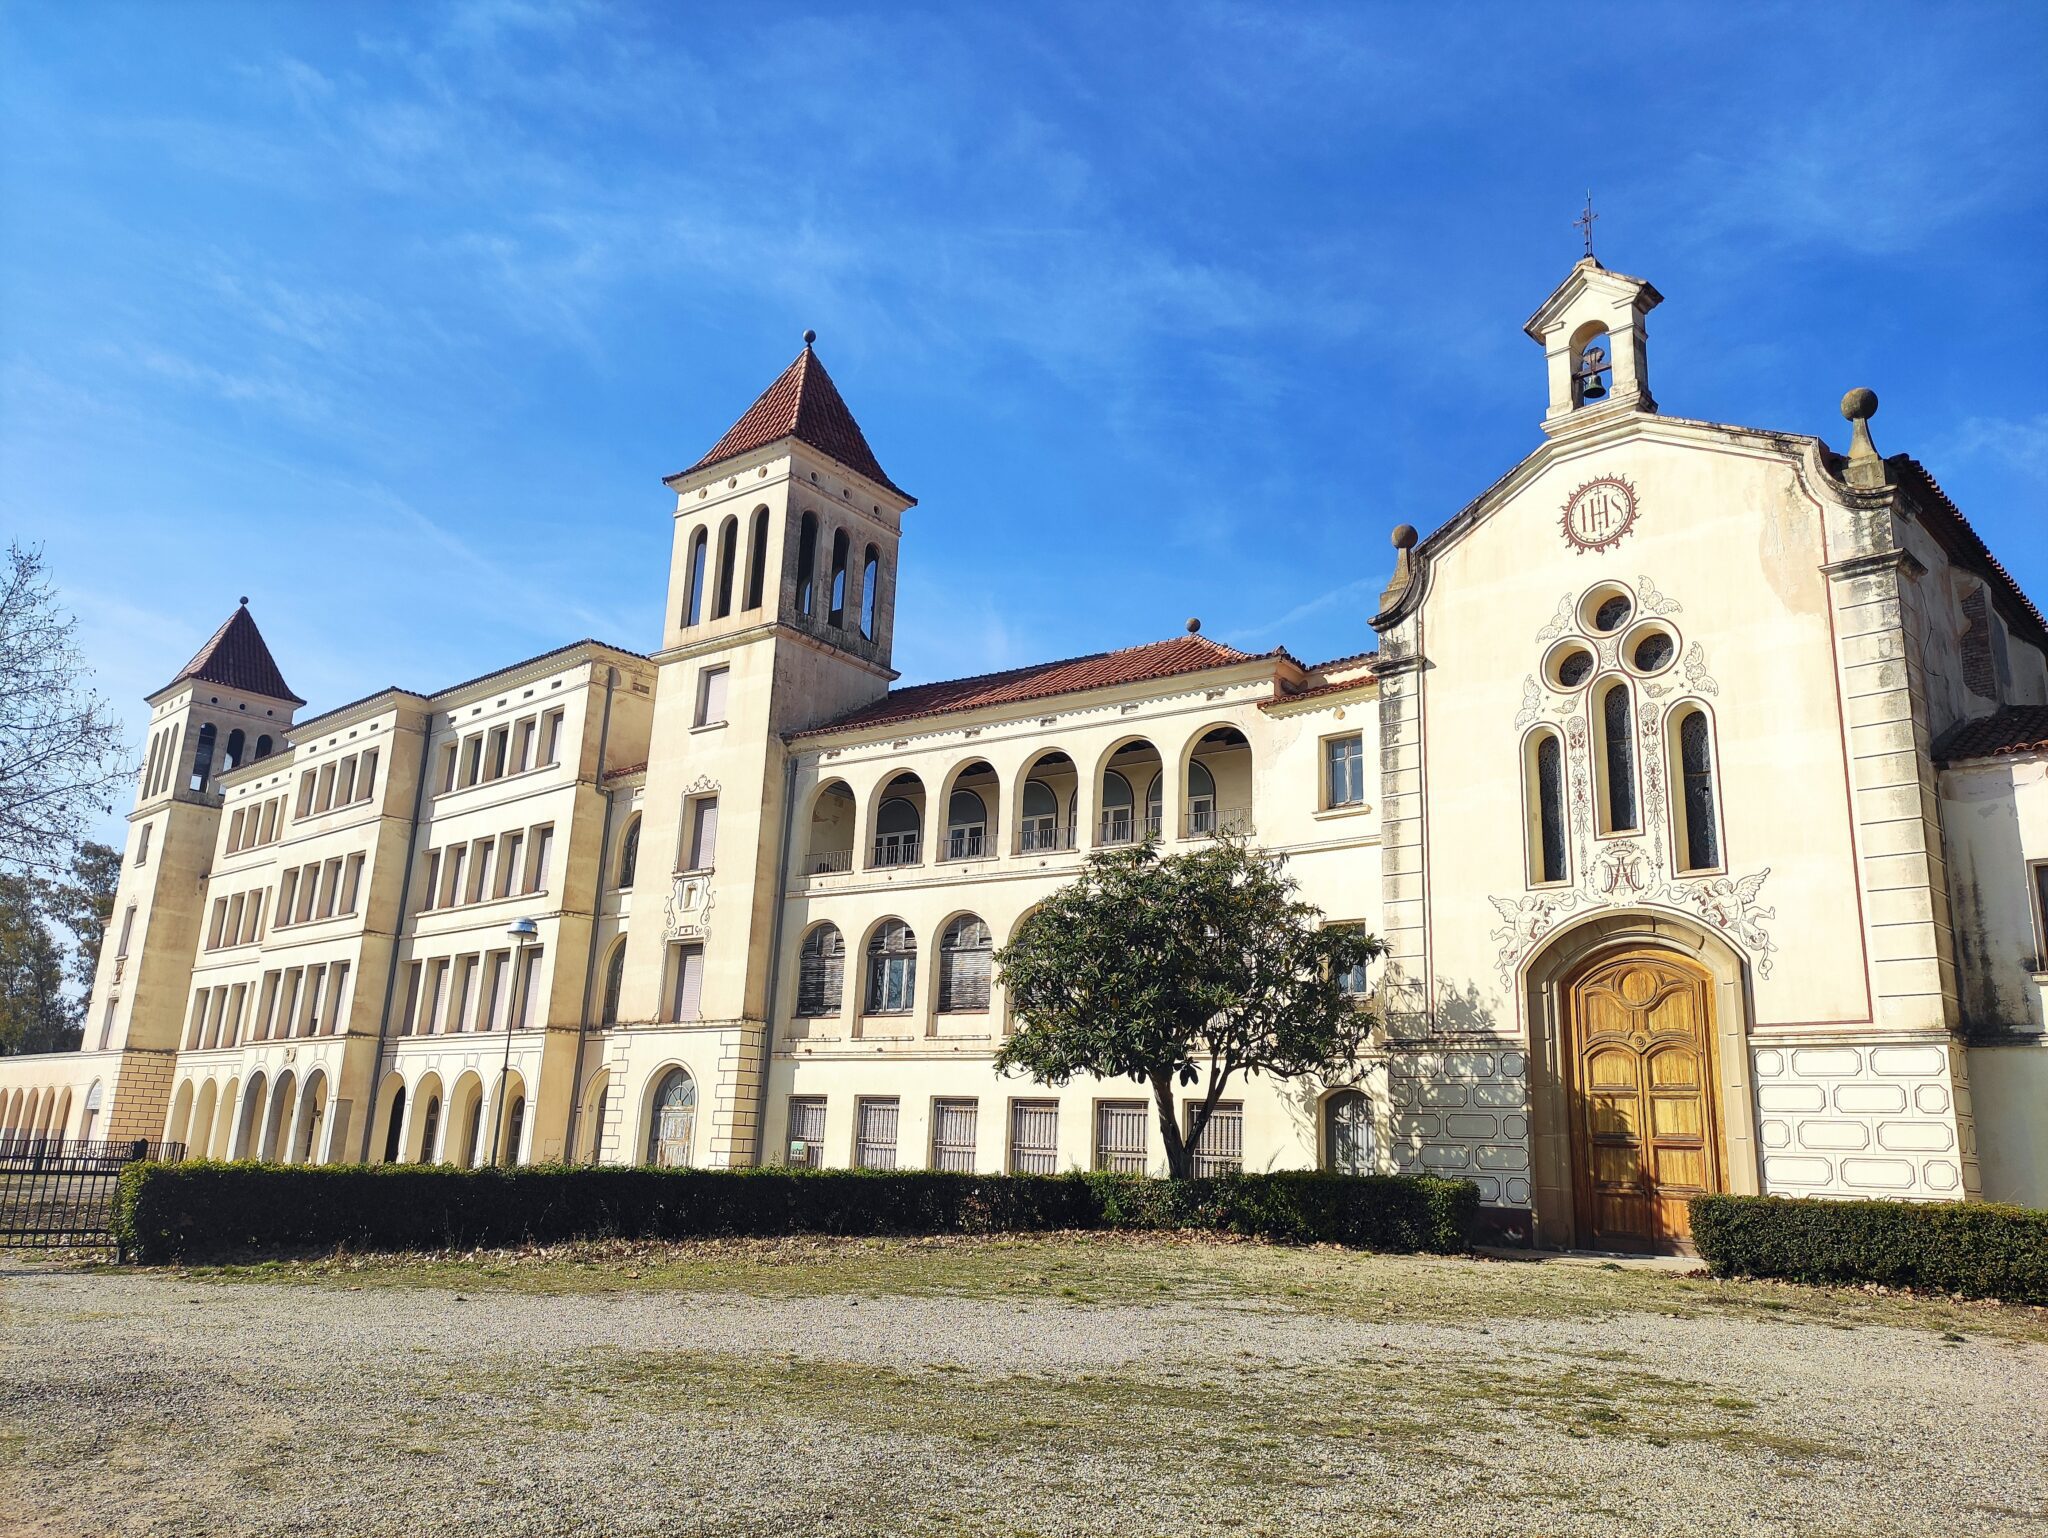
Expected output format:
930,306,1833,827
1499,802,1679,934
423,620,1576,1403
670,943,704,1022
696,666,729,727
865,920,916,1013
937,915,991,1013
686,797,719,870
796,925,844,1016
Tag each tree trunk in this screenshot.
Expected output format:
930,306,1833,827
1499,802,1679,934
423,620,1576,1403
1150,1071,1191,1179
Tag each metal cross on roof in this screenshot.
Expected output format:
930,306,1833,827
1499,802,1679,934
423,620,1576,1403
1574,192,1598,258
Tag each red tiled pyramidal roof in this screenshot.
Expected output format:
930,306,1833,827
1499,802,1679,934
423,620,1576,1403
161,600,303,704
682,342,909,500
1935,704,2048,764
794,633,1271,737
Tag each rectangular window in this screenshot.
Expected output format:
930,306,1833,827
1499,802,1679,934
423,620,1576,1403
480,949,510,1031
527,825,554,893
226,808,246,852
695,666,730,728
511,717,535,774
1093,1100,1149,1173
686,796,719,871
450,955,477,1032
324,962,350,1035
419,850,441,912
420,959,447,1035
276,969,302,1040
855,1097,900,1170
342,853,365,914
316,762,337,813
207,898,228,950
186,988,208,1049
2033,861,2048,968
224,983,247,1047
442,847,467,908
399,962,423,1036
518,944,546,1029
115,906,135,958
1185,1100,1244,1177
439,743,459,794
98,999,117,1051
358,749,378,802
930,1098,978,1172
786,1097,826,1167
1009,1099,1059,1174
1325,734,1365,809
297,770,317,818
496,832,523,899
1331,924,1371,998
301,964,327,1035
486,725,510,781
336,756,357,806
319,857,343,917
135,822,152,865
540,708,565,767
260,799,279,843
465,838,492,904
255,971,279,1041
669,942,705,1021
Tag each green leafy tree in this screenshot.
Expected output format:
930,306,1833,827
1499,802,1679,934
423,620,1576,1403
0,874,79,1055
995,834,1382,1178
45,839,120,995
0,543,131,878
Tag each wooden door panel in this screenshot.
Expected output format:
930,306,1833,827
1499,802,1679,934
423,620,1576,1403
1566,950,1721,1254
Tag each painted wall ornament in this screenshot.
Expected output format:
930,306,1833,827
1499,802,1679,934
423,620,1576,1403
665,873,714,943
1488,576,1778,987
1560,474,1639,554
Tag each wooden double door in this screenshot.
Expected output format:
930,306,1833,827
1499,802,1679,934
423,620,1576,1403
1565,949,1723,1254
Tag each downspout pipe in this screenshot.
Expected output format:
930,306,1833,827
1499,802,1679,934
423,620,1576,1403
358,708,438,1163
563,665,620,1163
751,751,800,1166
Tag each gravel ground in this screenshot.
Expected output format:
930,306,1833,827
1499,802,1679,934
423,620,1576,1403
2,1242,2045,1538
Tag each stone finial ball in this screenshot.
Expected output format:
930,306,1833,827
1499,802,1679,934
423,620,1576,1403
1391,523,1419,550
1840,387,1879,422
803,329,817,346
1186,617,1201,633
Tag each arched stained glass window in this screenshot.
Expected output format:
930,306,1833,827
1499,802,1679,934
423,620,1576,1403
1601,683,1637,834
1679,709,1720,871
1535,732,1567,884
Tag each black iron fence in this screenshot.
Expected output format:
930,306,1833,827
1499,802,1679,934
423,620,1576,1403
0,1136,182,1252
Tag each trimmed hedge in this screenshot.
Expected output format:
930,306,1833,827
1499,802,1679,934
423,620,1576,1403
115,1162,1479,1264
1691,1193,2048,1305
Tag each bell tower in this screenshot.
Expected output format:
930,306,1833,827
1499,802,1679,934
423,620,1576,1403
1525,256,1663,431
608,335,915,1165
81,600,301,1140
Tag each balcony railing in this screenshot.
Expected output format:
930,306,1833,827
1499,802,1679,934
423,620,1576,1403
940,828,990,861
870,836,922,869
1017,823,1078,854
807,848,854,875
1097,812,1164,847
1184,804,1253,839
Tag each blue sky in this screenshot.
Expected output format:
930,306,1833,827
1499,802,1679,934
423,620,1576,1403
4,1,2044,833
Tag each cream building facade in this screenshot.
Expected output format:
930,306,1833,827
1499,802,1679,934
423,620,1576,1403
5,257,2045,1253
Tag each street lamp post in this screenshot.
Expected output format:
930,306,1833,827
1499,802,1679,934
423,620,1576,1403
492,917,540,1167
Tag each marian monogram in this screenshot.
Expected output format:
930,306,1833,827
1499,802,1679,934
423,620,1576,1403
1560,474,1638,554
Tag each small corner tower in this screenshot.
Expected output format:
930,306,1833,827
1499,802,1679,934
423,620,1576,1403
79,601,301,1138
1525,256,1663,431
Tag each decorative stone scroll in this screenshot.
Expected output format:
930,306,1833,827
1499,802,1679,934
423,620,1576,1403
666,873,715,943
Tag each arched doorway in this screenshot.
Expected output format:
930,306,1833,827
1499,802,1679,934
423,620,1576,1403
1562,949,1719,1253
1522,910,1759,1255
645,1068,697,1168
1324,1089,1373,1175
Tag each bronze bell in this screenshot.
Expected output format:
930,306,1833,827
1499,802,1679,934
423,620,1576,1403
1577,343,1609,401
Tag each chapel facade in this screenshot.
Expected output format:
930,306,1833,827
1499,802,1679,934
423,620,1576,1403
5,256,2045,1253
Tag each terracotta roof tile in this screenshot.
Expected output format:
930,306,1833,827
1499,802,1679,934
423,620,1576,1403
793,633,1272,738
1935,704,2048,763
681,344,909,499
162,601,303,704
1891,455,2047,647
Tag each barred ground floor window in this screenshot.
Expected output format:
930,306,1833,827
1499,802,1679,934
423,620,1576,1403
930,1098,978,1171
1009,1099,1059,1174
1093,1100,1147,1173
1184,1100,1243,1176
785,1096,826,1167
855,1096,899,1170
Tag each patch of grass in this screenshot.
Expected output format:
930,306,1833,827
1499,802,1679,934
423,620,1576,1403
164,1232,2048,1346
